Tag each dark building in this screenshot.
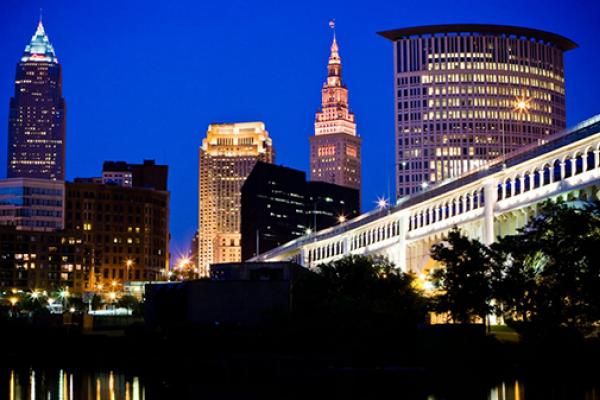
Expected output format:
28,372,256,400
0,226,93,294
7,21,66,181
145,262,308,328
65,180,169,285
102,160,168,191
241,162,359,260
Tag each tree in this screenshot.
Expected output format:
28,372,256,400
491,200,600,339
117,295,141,315
294,255,427,334
430,228,494,326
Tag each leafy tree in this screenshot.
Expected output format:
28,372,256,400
430,228,494,326
117,294,141,315
492,200,600,339
294,255,427,334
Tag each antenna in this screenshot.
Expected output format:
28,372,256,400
39,8,43,23
329,19,336,40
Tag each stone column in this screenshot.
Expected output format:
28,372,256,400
397,212,409,272
483,180,497,245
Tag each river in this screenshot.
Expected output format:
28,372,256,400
2,367,599,399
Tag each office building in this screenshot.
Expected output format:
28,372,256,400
0,178,64,231
378,24,577,197
65,180,169,285
310,31,361,193
198,122,274,276
241,162,359,260
0,225,93,294
7,20,66,180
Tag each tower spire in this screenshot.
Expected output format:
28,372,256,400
329,19,336,42
326,20,342,85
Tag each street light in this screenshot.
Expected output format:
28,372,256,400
377,197,389,210
125,259,134,281
337,215,346,224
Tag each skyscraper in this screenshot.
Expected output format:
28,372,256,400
310,30,361,195
7,20,66,181
240,161,359,261
378,24,576,198
198,122,274,276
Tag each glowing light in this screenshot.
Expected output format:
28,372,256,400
377,197,388,209
178,256,191,269
9,297,18,306
126,259,134,267
111,281,118,287
514,97,531,113
338,215,346,223
59,290,69,299
69,307,75,313
109,292,117,301
421,182,429,189
305,228,312,235
30,290,40,299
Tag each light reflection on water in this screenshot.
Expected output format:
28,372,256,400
4,368,600,399
6,368,144,400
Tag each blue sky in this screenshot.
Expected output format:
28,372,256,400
1,0,598,258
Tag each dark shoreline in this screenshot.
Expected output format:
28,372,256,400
3,322,600,381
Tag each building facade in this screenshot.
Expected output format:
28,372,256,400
0,226,93,294
0,178,64,231
7,20,66,181
198,122,274,276
65,180,169,285
378,24,577,197
241,162,360,261
310,33,361,193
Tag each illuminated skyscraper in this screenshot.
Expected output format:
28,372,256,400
379,24,577,198
198,122,274,276
7,20,66,180
310,29,361,194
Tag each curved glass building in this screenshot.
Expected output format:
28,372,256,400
378,24,577,197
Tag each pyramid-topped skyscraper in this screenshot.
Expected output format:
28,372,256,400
7,19,66,180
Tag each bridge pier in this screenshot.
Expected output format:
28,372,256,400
483,180,497,245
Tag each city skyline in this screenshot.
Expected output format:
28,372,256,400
1,0,599,256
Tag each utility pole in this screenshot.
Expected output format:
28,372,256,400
255,229,260,258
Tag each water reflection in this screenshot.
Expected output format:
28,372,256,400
3,367,600,399
488,380,523,400
5,368,144,400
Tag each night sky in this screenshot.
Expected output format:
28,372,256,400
1,0,598,259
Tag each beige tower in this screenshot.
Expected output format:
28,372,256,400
310,29,361,194
198,122,274,276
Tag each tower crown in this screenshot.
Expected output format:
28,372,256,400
21,20,58,63
327,35,342,85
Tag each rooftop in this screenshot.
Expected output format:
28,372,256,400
378,23,577,51
21,21,58,63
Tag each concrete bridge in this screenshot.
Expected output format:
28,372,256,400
253,114,600,277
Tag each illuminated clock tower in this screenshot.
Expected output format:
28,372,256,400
310,26,361,195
